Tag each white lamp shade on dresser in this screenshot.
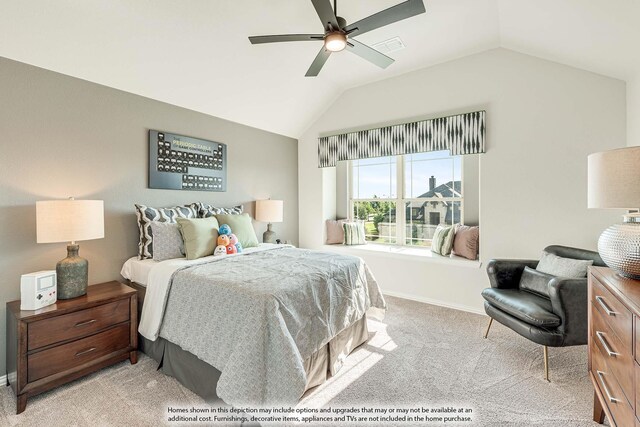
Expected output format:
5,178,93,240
588,146,640,209
588,146,640,280
255,199,284,223
36,199,104,243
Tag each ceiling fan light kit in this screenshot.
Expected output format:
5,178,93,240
325,32,347,52
248,0,426,76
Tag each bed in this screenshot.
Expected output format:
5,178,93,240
121,243,386,406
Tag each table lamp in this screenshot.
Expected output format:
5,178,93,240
36,198,104,299
588,147,640,279
255,199,283,244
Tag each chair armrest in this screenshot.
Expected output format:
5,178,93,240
548,277,588,345
486,259,539,289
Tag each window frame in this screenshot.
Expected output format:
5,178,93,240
348,153,464,247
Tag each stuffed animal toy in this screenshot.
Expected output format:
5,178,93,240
217,234,230,247
228,234,238,246
235,242,243,253
213,245,227,256
218,224,232,236
226,244,237,255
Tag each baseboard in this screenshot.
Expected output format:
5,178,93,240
383,290,486,316
0,374,7,386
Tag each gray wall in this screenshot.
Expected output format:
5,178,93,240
0,57,298,374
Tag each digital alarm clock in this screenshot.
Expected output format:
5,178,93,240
21,271,57,310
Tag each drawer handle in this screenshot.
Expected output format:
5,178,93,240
75,347,97,357
74,319,97,327
595,296,618,316
596,370,621,403
596,331,620,357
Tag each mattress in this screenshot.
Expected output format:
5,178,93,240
120,257,157,287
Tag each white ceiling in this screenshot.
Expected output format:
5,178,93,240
1,0,638,138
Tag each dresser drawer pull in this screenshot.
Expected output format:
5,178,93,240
75,347,97,357
595,296,618,316
596,370,621,403
595,331,620,357
74,319,97,327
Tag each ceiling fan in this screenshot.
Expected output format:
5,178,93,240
248,0,426,77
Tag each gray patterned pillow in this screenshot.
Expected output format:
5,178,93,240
196,202,243,218
135,204,197,259
150,222,185,261
536,251,593,278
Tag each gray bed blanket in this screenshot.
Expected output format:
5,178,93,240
158,247,386,406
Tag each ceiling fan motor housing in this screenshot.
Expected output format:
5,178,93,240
335,16,347,30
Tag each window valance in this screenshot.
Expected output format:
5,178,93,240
318,110,485,168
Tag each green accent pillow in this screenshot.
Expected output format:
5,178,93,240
431,224,455,256
343,221,366,245
215,213,259,249
176,217,220,260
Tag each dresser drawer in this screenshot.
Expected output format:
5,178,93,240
28,323,130,382
636,316,640,365
28,299,129,350
591,277,633,352
591,302,634,405
636,362,640,421
591,343,634,427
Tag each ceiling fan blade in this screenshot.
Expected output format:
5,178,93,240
305,47,332,77
249,34,324,44
311,0,339,31
347,39,394,69
344,0,425,37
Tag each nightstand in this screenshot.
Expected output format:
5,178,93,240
6,281,137,414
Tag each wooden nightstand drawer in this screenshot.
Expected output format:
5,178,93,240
591,276,632,352
7,281,138,414
591,302,633,405
28,299,129,351
28,323,130,383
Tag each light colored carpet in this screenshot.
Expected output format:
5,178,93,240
1,296,603,426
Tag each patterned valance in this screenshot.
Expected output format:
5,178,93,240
318,110,485,168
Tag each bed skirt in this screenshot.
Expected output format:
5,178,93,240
139,315,369,403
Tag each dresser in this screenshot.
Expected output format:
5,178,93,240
589,267,640,426
6,281,137,414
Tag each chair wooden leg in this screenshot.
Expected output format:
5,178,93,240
483,318,493,339
543,346,550,382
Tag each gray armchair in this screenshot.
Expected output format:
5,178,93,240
481,245,605,381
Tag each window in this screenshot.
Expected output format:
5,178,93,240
349,151,463,247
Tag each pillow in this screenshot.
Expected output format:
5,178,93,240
176,217,220,260
196,203,243,218
536,251,593,278
150,222,185,261
326,219,348,244
452,225,479,260
431,224,455,256
343,221,366,245
214,213,259,248
520,266,555,298
135,204,198,259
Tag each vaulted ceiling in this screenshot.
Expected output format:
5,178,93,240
1,0,638,138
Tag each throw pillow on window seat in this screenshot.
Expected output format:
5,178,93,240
343,221,366,245
452,225,479,260
431,224,456,256
326,219,348,244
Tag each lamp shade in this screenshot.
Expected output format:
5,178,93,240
588,147,640,209
36,199,104,243
255,199,283,223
